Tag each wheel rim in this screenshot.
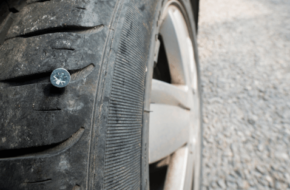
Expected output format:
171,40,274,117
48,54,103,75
148,1,201,190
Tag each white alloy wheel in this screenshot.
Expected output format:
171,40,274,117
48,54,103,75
148,1,202,190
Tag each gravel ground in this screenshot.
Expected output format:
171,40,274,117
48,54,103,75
198,0,290,189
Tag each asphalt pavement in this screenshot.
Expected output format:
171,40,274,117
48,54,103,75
198,0,290,189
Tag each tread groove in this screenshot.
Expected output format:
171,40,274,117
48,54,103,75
34,108,62,112
0,127,84,160
6,24,104,40
25,179,52,184
8,8,19,13
27,0,50,5
52,47,75,51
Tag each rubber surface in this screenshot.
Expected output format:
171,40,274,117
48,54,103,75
0,0,198,189
0,0,156,189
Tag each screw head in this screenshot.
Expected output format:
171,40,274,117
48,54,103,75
50,68,71,88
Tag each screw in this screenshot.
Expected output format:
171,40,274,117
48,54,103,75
50,68,71,88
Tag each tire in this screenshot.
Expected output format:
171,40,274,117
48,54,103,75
0,0,201,190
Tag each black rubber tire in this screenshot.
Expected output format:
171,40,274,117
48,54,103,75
0,0,199,190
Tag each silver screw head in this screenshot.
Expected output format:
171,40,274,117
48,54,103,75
50,68,71,88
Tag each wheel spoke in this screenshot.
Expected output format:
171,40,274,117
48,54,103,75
164,146,189,190
151,79,190,110
160,6,191,85
148,104,190,163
